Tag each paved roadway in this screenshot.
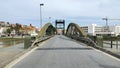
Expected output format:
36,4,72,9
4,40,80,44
12,35,120,68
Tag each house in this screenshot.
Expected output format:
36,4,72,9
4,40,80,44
21,24,38,36
27,24,38,36
0,21,7,36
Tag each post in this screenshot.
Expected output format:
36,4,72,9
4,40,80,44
55,20,57,34
111,37,113,48
106,18,108,31
116,37,118,49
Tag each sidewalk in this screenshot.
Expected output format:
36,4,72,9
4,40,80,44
103,43,120,56
0,43,26,68
0,36,52,68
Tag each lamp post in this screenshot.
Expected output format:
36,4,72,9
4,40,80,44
40,3,44,28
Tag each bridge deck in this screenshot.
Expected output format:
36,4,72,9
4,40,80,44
12,35,120,68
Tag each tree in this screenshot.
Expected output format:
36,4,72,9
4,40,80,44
10,25,14,31
6,29,11,36
14,23,22,35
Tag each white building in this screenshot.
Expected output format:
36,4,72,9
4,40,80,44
81,24,120,36
0,26,7,37
0,27,4,34
81,26,88,34
81,24,102,36
109,25,120,36
88,24,102,36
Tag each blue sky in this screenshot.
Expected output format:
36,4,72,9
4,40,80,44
0,0,120,28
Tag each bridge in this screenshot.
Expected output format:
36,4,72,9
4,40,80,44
5,22,120,68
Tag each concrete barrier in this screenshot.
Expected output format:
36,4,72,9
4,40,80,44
24,37,31,49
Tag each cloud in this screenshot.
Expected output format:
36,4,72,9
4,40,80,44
41,0,120,18
0,0,120,27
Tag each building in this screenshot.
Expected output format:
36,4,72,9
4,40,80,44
0,21,39,37
21,24,38,36
81,26,88,34
81,24,120,36
0,21,10,36
109,25,120,36
57,29,63,35
0,21,9,35
81,24,102,36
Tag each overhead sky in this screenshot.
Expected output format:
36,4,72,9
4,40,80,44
0,0,120,28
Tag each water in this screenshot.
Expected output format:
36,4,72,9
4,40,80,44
0,38,24,48
0,42,3,48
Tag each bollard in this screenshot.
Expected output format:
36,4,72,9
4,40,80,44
116,40,118,49
24,36,31,49
110,37,113,48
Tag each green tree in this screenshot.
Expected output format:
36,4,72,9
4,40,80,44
9,24,14,31
14,23,22,35
6,29,11,36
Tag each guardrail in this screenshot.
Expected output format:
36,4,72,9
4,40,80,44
65,23,96,47
24,22,56,49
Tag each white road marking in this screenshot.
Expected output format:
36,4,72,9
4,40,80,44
4,41,46,68
93,47,120,62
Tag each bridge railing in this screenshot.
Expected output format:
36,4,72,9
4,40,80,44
65,23,120,48
32,23,56,46
24,23,56,48
89,35,120,48
65,23,96,47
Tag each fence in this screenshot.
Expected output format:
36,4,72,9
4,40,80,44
89,36,120,49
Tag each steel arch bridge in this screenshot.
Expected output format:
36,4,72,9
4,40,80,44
37,22,87,39
36,23,56,39
34,22,95,47
65,23,95,47
66,23,87,38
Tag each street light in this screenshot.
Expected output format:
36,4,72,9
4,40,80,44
40,3,44,28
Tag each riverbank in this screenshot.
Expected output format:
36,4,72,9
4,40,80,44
0,37,24,48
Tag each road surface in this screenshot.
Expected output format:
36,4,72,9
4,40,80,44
12,35,120,68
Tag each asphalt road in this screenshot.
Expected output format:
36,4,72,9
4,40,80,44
12,35,120,68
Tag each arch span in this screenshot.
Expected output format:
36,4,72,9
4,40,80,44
36,23,56,39
66,23,96,47
66,23,87,38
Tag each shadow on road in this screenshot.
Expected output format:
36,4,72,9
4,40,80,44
37,47,93,50
58,36,73,41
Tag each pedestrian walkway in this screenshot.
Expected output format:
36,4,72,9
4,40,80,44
103,43,120,56
0,43,25,68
